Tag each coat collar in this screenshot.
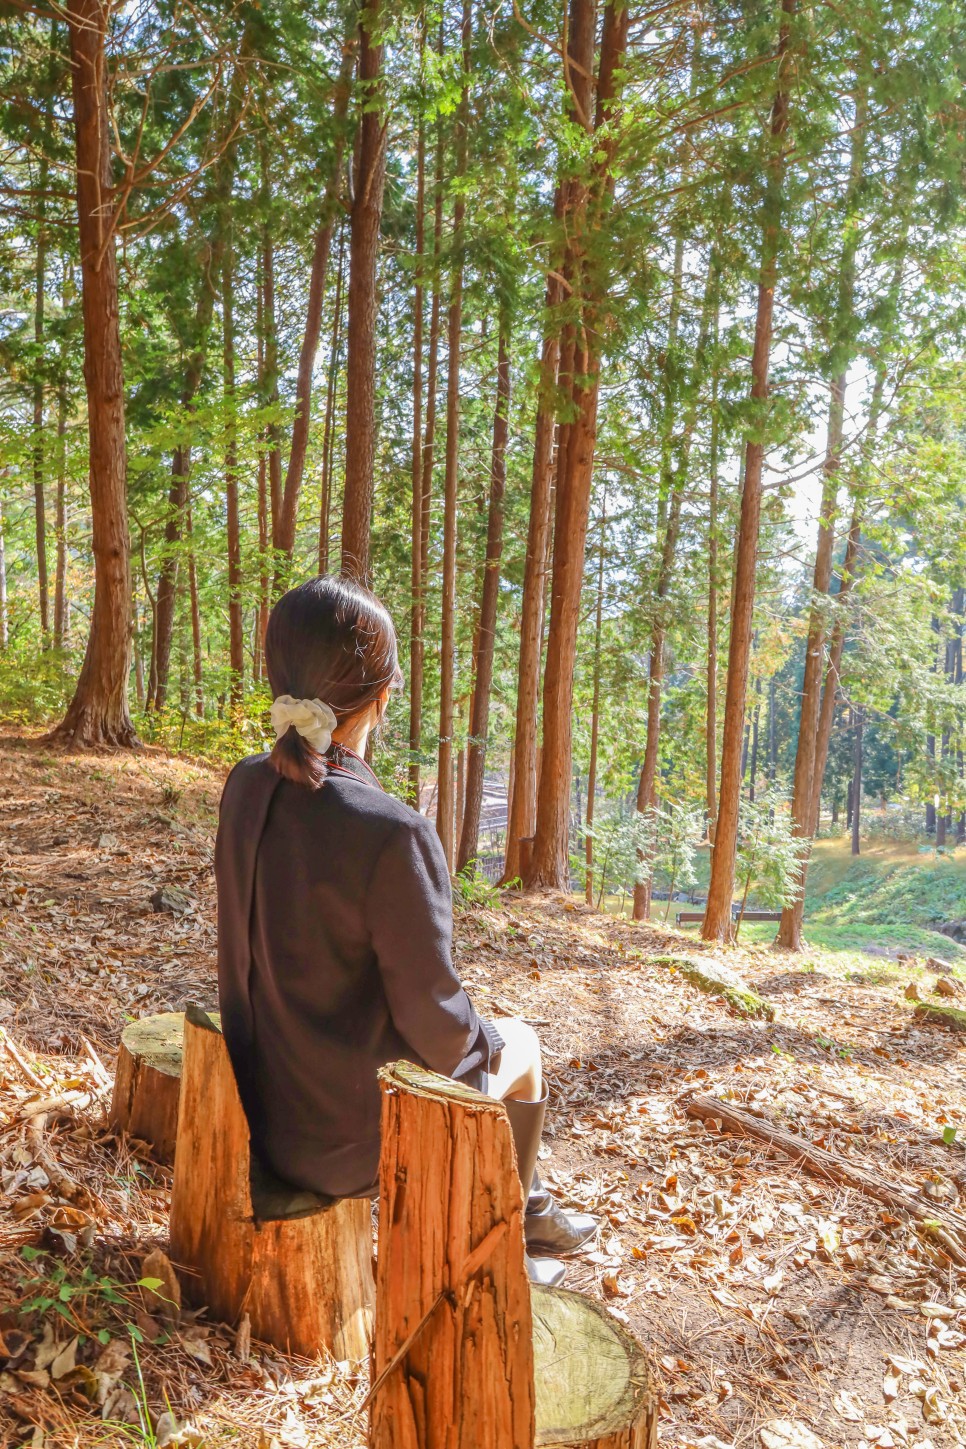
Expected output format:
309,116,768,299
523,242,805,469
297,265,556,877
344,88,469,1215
325,743,383,790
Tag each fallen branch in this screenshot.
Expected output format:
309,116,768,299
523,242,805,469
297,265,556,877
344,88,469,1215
685,1093,966,1267
0,1026,48,1091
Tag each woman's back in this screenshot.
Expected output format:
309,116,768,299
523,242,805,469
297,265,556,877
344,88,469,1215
216,749,489,1198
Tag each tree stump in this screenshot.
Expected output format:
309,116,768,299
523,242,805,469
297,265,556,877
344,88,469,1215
369,1062,656,1449
109,1012,186,1163
169,1004,375,1360
532,1286,656,1449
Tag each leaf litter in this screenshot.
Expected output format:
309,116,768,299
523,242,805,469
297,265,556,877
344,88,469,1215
0,736,965,1446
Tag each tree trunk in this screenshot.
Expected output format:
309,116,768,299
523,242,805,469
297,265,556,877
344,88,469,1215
186,500,204,718
109,1012,185,1164
255,279,271,673
436,0,471,870
261,197,283,552
319,224,347,574
585,502,606,905
370,1061,656,1449
749,683,761,801
33,116,51,644
408,52,426,807
53,0,137,748
170,1007,374,1360
274,56,353,573
632,258,717,918
502,260,562,885
851,706,863,855
0,499,8,650
341,0,387,585
54,380,69,649
706,351,720,843
457,328,511,872
369,1060,534,1447
701,0,794,939
776,101,866,946
527,0,629,890
150,234,225,710
782,334,897,939
223,231,243,709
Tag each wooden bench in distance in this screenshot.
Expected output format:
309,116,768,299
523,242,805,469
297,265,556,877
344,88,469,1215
168,1004,375,1360
675,909,783,925
370,1060,655,1449
109,1011,187,1163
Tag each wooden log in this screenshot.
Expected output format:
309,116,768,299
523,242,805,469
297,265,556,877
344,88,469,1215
169,1005,375,1359
109,1011,185,1162
651,955,773,1020
369,1061,656,1449
686,1093,966,1266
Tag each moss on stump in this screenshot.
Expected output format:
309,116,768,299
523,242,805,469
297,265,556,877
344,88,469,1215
652,955,774,1021
915,1001,966,1033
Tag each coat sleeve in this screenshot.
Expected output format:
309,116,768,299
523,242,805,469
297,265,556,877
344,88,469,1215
365,812,483,1077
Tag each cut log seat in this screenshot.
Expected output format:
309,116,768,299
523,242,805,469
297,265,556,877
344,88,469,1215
109,1011,188,1162
369,1061,656,1449
168,1004,375,1360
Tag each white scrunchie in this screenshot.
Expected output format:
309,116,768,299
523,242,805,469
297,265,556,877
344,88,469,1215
270,695,338,755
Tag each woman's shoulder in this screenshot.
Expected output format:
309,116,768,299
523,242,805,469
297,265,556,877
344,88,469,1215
221,752,429,837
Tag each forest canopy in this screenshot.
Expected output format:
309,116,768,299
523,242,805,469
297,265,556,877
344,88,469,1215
1,0,965,944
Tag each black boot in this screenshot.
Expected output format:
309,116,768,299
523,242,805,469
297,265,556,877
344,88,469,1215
504,1093,599,1275
522,1176,598,1257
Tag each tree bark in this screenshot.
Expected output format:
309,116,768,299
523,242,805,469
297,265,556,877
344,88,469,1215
502,260,562,885
33,106,51,644
370,1061,656,1449
0,499,8,650
109,1012,184,1164
53,0,137,747
436,0,471,869
341,0,387,585
457,328,511,872
408,49,426,806
701,0,795,938
527,0,629,890
170,1007,374,1360
851,706,863,854
585,501,606,905
706,348,720,843
185,499,204,718
749,682,761,801
776,101,866,946
150,231,226,709
255,278,270,675
369,1061,534,1448
633,259,717,918
54,380,69,649
223,230,243,709
319,224,347,575
274,53,353,573
261,196,283,552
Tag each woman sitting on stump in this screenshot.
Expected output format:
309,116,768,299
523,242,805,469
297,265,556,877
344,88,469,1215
216,573,596,1285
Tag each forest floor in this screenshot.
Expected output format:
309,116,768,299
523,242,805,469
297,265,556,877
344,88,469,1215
1,736,966,1449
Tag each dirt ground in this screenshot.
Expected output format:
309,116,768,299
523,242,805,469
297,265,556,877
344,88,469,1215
1,736,965,1448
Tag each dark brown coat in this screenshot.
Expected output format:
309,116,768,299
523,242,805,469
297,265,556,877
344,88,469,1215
216,751,499,1197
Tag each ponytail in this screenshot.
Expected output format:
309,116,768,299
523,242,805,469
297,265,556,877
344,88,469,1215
269,726,330,791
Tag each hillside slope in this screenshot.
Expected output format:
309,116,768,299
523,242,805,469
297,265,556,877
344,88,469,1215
0,739,965,1447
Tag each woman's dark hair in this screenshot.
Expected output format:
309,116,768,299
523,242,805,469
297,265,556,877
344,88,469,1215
266,574,402,790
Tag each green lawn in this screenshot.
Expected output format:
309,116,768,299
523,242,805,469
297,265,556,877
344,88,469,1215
646,836,966,967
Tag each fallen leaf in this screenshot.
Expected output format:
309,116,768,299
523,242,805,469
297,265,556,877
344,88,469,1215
832,1391,863,1422
50,1336,78,1380
760,1420,824,1449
